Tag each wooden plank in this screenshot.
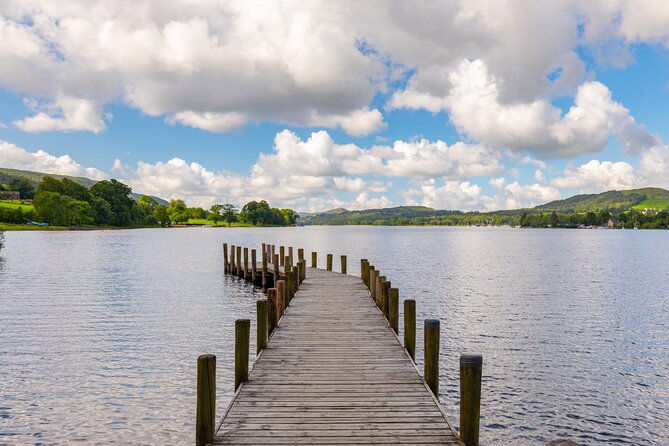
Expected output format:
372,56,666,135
214,267,459,445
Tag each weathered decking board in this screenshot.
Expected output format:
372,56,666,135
213,267,460,445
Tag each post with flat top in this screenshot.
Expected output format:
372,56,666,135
251,249,257,285
230,245,236,274
404,299,416,361
369,267,377,298
360,259,368,287
286,266,294,305
273,254,280,287
298,248,304,261
223,243,229,273
290,270,298,301
382,280,391,320
235,319,250,391
327,254,333,271
460,354,483,446
262,251,268,289
340,255,347,274
256,300,267,354
196,354,216,446
284,256,291,277
280,246,285,266
288,247,294,265
243,247,249,280
236,246,242,278
389,288,399,333
267,288,278,335
311,252,317,268
276,280,286,317
424,319,440,396
376,275,386,308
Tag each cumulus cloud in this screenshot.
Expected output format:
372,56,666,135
0,140,107,179
392,59,657,158
551,160,639,192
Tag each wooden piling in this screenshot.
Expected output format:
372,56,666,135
196,353,216,446
286,267,294,304
276,280,286,317
460,354,483,446
230,245,235,274
369,267,377,299
341,255,347,274
290,270,298,301
382,280,391,319
424,319,440,396
404,299,416,361
251,249,257,284
298,248,304,261
389,288,399,333
243,247,249,280
288,247,293,265
300,259,306,284
262,250,268,289
256,300,268,354
268,288,278,335
273,254,280,284
360,259,369,287
236,246,242,278
280,246,285,266
284,256,291,276
376,275,386,308
311,252,317,268
223,243,229,273
326,254,333,271
235,319,250,391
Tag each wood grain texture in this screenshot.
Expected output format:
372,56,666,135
214,267,459,445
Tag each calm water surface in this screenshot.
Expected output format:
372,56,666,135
0,227,667,445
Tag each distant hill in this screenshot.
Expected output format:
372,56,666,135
535,187,669,213
0,167,168,205
300,205,462,225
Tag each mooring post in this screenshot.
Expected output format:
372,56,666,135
460,354,483,446
267,288,278,335
341,255,347,274
404,299,416,361
300,259,306,283
230,245,235,274
327,254,333,271
235,319,250,391
360,259,368,286
376,275,386,308
298,248,304,261
243,247,249,280
382,280,391,320
290,270,298,301
251,249,257,285
271,244,276,258
276,280,286,317
424,319,440,396
236,246,242,278
311,251,317,268
280,246,285,266
284,256,291,277
273,254,280,286
286,265,294,304
369,267,377,299
196,353,216,446
288,247,294,265
262,250,268,290
256,299,268,354
389,288,399,333
261,243,266,258
223,243,229,273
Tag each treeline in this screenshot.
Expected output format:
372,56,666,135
0,176,298,228
520,210,669,229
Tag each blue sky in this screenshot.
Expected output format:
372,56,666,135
1,1,669,212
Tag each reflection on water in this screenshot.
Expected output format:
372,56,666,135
0,227,667,445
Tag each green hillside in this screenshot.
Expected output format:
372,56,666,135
300,206,462,225
0,167,168,205
535,188,669,213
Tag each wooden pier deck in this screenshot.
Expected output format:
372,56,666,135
212,267,460,445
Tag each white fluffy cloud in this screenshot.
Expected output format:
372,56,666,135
0,140,107,179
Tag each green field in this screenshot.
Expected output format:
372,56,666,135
0,223,66,231
0,200,34,212
631,199,669,210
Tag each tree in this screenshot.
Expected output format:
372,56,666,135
8,178,35,199
68,200,94,226
520,211,528,227
168,199,189,224
281,208,299,225
549,211,558,228
137,195,159,211
91,197,113,225
37,176,65,195
221,204,238,226
90,179,134,226
209,204,223,224
153,204,170,227
33,191,69,225
60,178,91,202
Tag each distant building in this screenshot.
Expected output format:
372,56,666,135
606,218,619,229
0,191,20,200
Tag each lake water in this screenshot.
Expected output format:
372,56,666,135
0,226,667,445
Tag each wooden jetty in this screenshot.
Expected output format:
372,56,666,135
197,243,483,446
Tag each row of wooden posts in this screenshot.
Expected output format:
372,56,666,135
360,258,483,446
196,243,483,446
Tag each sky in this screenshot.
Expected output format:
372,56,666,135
1,1,669,212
